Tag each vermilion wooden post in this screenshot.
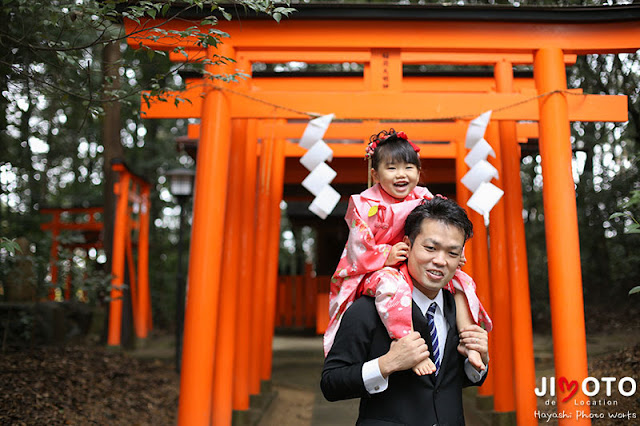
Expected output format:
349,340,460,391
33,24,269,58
284,276,294,327
534,47,590,424
316,291,329,334
230,55,256,411
312,276,320,329
261,132,286,381
125,218,138,326
108,172,130,346
138,185,151,337
212,118,247,425
305,264,317,328
251,135,274,395
302,275,309,327
456,131,495,407
485,123,516,419
295,276,304,327
233,119,257,415
469,209,494,402
454,133,475,278
495,59,537,426
177,44,234,425
303,278,308,328
277,277,285,327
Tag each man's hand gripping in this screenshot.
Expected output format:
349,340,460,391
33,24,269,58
378,331,431,378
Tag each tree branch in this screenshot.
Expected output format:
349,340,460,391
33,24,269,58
1,2,203,54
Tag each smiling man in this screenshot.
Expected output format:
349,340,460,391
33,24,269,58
321,197,489,426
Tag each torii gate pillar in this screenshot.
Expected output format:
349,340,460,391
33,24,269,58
495,59,537,426
178,44,235,425
262,129,287,381
485,123,516,419
534,47,590,422
108,172,130,346
233,119,259,415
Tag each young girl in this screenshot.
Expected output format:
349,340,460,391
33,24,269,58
323,129,492,375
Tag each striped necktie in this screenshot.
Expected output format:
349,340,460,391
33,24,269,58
426,302,441,375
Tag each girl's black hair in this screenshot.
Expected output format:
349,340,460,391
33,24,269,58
369,129,421,171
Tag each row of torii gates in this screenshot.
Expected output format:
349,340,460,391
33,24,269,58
121,5,640,426
41,161,152,343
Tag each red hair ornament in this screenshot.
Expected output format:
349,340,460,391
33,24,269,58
365,130,420,159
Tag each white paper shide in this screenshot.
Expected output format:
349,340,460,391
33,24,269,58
298,114,340,219
461,111,503,224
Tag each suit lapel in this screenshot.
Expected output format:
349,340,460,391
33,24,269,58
434,291,458,387
412,302,437,386
412,302,430,345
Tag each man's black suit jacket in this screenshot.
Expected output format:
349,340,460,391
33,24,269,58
321,290,483,426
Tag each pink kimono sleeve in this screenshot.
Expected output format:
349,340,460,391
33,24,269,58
333,197,392,280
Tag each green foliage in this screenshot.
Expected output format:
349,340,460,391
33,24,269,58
1,0,291,329
609,189,640,235
609,189,640,295
1,0,293,116
0,238,22,256
0,232,112,305
302,0,619,5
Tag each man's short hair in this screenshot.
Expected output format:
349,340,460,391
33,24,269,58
404,196,474,244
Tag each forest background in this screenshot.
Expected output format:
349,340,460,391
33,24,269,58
1,0,639,342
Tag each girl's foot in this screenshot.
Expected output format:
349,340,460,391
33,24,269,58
468,349,486,371
412,357,436,376
458,343,486,371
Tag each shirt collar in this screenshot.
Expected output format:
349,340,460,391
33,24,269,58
412,287,444,317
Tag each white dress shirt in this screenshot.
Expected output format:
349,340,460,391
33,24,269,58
362,288,487,394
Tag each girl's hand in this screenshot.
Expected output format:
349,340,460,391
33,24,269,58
384,242,409,266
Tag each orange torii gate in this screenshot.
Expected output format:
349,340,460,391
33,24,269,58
124,5,640,426
40,207,103,300
40,161,152,342
107,160,153,345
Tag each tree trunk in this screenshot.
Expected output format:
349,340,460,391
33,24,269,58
101,41,124,343
101,41,124,270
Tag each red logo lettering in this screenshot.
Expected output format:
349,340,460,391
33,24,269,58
558,377,579,402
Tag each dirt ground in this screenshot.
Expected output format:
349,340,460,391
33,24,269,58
0,344,179,425
258,387,315,426
1,329,638,425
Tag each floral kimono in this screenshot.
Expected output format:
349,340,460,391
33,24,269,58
323,184,493,356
